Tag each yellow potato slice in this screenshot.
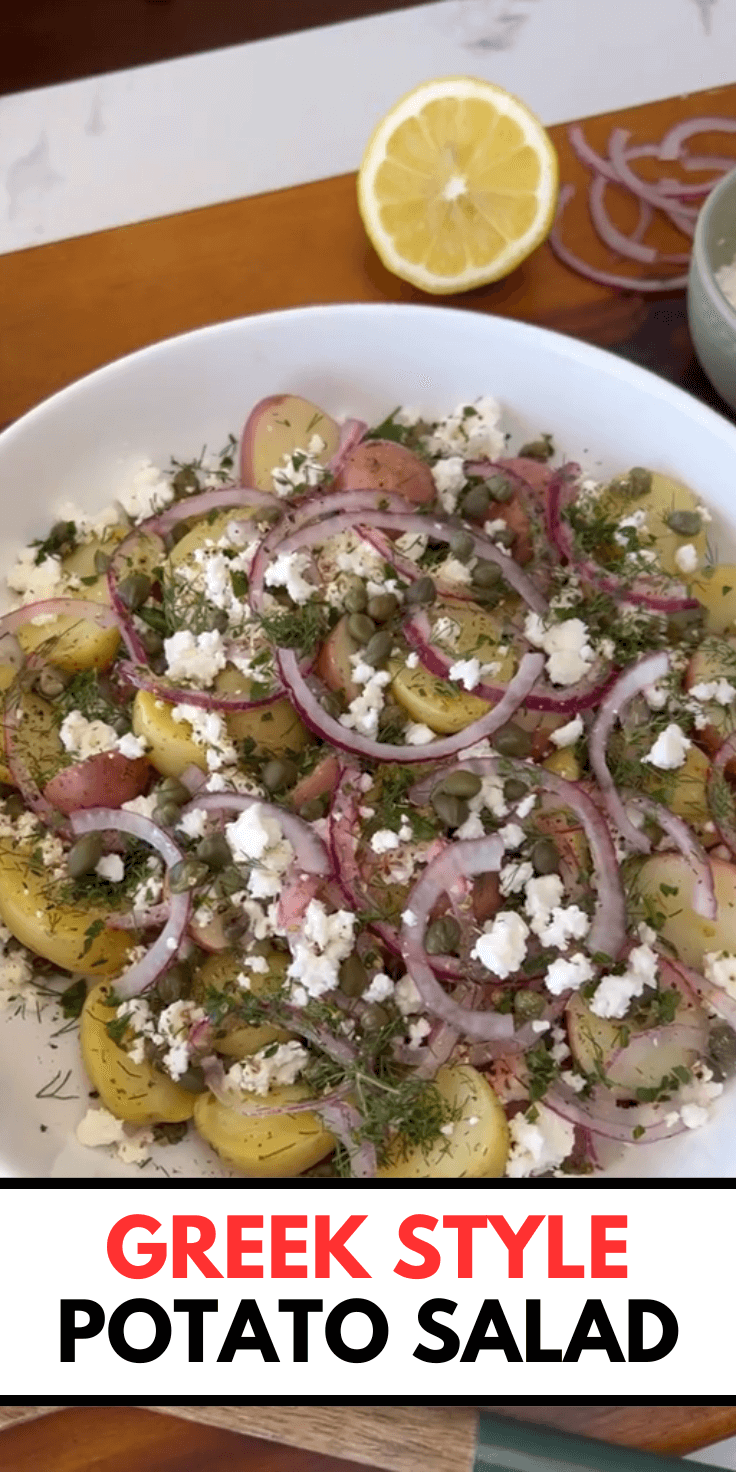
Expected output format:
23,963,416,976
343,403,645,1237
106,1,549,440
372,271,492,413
168,508,261,570
640,743,712,839
216,665,308,755
377,1064,509,1178
391,604,516,734
637,852,736,970
194,1083,334,1177
1,689,64,791
696,564,736,635
0,843,131,976
133,673,308,778
81,981,195,1125
566,989,705,1099
193,948,293,1059
602,470,708,579
16,612,120,673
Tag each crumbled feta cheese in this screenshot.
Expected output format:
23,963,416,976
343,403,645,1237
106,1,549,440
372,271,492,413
680,1102,709,1130
227,1040,308,1095
116,732,148,759
674,542,699,574
7,549,63,601
0,950,34,1008
394,973,423,1015
437,556,472,586
448,657,483,691
287,900,355,1000
505,1105,575,1178
550,715,584,748
425,397,505,461
642,723,691,770
499,822,525,850
431,456,467,512
121,792,159,820
164,629,227,687
404,722,436,746
516,793,537,820
370,828,400,854
471,911,529,978
405,652,420,670
339,659,391,739
76,1107,126,1149
177,806,209,841
395,406,420,427
95,853,125,883
364,972,395,1003
545,952,595,996
590,943,659,1019
118,461,175,521
524,614,595,687
499,860,535,897
689,680,736,707
264,549,315,604
272,447,326,496
704,951,736,1000
59,710,118,760
401,909,418,928
432,615,460,646
455,812,485,841
225,803,294,899
643,682,669,711
395,531,429,562
408,1017,431,1047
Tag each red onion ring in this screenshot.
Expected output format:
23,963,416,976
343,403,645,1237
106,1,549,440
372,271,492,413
277,646,544,764
707,733,736,856
178,790,332,876
549,185,689,294
117,660,284,711
625,794,716,920
659,116,736,160
588,651,670,854
325,419,368,476
588,174,689,266
668,958,736,1033
149,484,277,536
544,1078,689,1144
68,808,191,999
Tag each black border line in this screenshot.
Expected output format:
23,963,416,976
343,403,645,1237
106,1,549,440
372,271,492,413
1,1178,734,1189
3,1396,736,1407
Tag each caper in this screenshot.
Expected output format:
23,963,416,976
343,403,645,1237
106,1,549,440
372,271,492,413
140,627,164,658
503,777,528,804
666,603,706,640
322,691,343,720
262,757,298,793
424,915,461,955
363,630,393,667
343,578,367,614
3,792,26,819
196,832,232,870
531,838,560,875
169,858,209,893
627,467,652,498
155,964,191,1005
666,509,702,536
707,1021,736,1081
67,832,105,878
36,664,69,699
159,776,191,806
367,592,399,623
493,722,532,758
518,434,554,462
222,914,248,944
472,559,502,589
346,613,376,644
514,988,545,1021
462,484,491,520
177,1065,207,1093
153,801,182,829
449,529,476,562
436,768,482,799
339,953,369,997
117,572,152,611
431,790,470,829
93,549,111,575
203,607,229,634
217,864,249,896
300,796,328,822
493,525,515,549
362,1003,391,1030
404,575,436,608
485,474,513,503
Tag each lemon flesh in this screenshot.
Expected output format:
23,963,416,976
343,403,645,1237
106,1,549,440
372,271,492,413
358,75,558,294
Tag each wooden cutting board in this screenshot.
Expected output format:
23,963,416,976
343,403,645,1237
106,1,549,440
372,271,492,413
3,1405,736,1471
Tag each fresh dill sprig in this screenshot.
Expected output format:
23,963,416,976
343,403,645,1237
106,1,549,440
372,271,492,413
259,601,335,655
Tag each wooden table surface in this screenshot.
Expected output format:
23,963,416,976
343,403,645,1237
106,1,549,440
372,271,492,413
3,1405,736,1472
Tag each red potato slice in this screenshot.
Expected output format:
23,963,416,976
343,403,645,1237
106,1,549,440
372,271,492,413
334,439,435,504
43,751,150,815
290,752,340,810
498,456,555,499
240,395,342,491
315,615,360,702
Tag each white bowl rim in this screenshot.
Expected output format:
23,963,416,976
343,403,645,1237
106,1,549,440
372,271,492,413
691,164,736,333
3,300,736,456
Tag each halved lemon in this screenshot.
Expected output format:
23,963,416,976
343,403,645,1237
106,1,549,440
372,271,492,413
357,75,559,295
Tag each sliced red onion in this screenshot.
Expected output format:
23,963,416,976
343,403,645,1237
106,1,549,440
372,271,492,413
659,116,736,160
150,484,277,536
550,185,689,294
568,123,622,182
625,794,716,920
0,596,126,641
108,902,170,932
668,958,736,1032
117,660,283,711
277,646,544,764
315,1098,376,1177
402,609,613,714
69,808,191,999
544,1079,689,1144
263,508,549,616
588,651,670,854
707,733,736,856
325,418,368,476
178,791,332,876
400,835,519,1042
588,175,689,265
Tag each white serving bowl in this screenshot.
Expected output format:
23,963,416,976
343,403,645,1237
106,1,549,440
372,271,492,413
688,163,736,414
2,301,736,1179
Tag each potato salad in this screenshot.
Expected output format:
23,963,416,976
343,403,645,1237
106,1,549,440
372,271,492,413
3,390,736,1177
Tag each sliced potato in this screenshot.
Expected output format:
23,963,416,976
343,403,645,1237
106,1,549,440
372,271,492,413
132,690,205,777
685,636,736,741
80,981,195,1125
637,851,736,970
543,748,582,782
567,989,706,1099
168,507,261,570
194,1083,334,1176
240,394,341,492
62,529,127,606
193,948,293,1058
391,605,516,734
0,844,131,976
696,564,736,635
377,1064,509,1178
640,743,713,838
8,689,65,791
216,665,308,755
602,470,708,578
335,439,434,505
16,612,120,672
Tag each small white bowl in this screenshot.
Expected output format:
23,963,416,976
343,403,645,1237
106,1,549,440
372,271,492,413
688,164,736,413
